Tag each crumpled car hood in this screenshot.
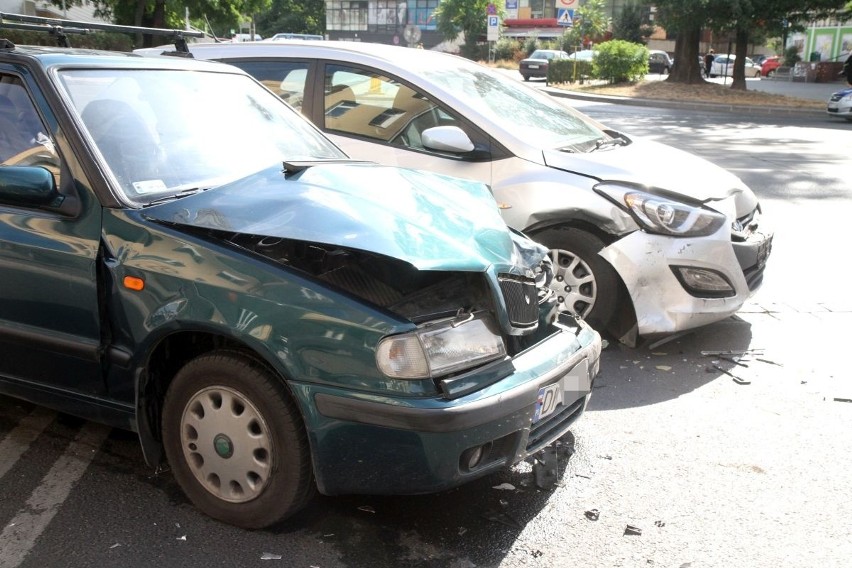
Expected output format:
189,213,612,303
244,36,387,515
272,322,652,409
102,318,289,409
143,162,528,272
544,137,753,203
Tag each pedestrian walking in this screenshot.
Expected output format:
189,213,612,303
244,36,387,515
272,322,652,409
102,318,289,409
704,49,715,78
843,53,852,86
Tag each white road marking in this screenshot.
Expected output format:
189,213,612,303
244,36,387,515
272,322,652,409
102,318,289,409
0,408,55,481
0,421,110,568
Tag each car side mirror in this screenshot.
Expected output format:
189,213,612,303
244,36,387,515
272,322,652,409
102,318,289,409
0,166,78,215
421,126,475,153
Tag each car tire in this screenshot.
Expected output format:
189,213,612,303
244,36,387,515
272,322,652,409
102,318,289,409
766,69,775,78
533,227,621,331
522,75,530,81
162,351,314,529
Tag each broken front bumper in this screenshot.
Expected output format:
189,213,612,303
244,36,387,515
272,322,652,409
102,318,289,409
600,200,773,337
295,316,601,496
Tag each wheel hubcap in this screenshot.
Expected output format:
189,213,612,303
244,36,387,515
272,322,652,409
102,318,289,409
180,386,272,503
548,248,597,318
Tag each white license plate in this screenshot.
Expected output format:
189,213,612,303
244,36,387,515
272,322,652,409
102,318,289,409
533,383,560,423
528,64,540,69
532,358,590,424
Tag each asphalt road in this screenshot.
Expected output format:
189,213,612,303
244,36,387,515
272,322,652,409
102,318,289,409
1,102,850,568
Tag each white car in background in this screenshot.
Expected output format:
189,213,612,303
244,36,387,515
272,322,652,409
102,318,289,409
709,54,762,78
137,41,774,346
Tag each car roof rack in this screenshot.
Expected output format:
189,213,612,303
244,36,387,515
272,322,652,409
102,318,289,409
0,12,204,52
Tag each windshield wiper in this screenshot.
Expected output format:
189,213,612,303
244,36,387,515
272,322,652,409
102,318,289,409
591,136,629,152
144,187,207,207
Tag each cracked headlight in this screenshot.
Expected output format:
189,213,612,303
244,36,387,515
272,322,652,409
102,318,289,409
596,183,726,237
376,313,506,379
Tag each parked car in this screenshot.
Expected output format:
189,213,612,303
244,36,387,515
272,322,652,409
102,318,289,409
138,41,774,346
827,87,852,120
518,49,569,81
265,32,324,41
566,49,596,62
0,15,602,529
759,55,782,77
648,50,673,74
709,54,762,78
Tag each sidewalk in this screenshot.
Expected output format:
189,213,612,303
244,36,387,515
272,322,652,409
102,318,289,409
545,75,847,117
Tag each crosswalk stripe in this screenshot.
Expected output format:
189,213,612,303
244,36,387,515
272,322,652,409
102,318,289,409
0,407,55,481
0,421,110,568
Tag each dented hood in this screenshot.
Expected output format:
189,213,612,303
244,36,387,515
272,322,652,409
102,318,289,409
143,162,521,271
544,137,752,203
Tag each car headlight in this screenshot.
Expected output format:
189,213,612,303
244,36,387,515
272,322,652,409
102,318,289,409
842,93,852,103
595,182,726,237
376,313,506,379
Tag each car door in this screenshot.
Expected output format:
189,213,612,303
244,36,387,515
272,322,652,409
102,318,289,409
314,62,494,185
0,69,105,396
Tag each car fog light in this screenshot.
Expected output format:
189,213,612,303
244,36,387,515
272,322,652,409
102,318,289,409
672,266,735,298
461,442,491,471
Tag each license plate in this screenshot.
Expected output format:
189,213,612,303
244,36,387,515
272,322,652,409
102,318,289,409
528,64,539,69
533,383,560,423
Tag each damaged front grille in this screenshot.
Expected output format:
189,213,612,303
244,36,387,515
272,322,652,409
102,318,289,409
526,396,585,454
498,274,538,328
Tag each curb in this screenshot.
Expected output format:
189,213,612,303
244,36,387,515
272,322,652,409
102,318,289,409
542,86,827,117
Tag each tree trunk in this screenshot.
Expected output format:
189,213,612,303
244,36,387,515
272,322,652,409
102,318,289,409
667,24,704,84
730,27,750,91
134,0,145,47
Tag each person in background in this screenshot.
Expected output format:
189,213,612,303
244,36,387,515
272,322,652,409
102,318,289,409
843,52,852,86
704,49,715,78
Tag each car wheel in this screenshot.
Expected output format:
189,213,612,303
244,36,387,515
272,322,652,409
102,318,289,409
522,74,530,81
766,69,776,78
534,228,621,331
162,351,314,529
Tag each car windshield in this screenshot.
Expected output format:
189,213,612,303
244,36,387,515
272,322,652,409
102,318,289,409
422,63,605,149
56,68,345,205
529,50,556,60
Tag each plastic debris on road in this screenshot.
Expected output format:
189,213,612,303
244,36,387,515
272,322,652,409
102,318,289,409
584,509,600,521
261,552,283,560
623,525,642,536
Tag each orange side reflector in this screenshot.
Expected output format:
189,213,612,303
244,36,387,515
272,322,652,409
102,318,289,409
123,276,145,291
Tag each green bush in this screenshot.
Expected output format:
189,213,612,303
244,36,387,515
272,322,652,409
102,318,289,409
494,37,521,61
523,36,539,56
783,46,801,67
593,39,648,83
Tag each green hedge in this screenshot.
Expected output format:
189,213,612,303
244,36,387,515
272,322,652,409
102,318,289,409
548,59,593,84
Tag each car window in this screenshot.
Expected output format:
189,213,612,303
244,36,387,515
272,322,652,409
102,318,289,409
422,64,603,150
0,75,61,181
57,68,343,205
323,64,462,151
220,60,310,111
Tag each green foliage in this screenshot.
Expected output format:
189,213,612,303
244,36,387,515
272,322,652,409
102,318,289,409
255,0,325,37
558,0,611,49
0,28,133,50
783,45,802,66
547,59,593,84
523,36,539,56
593,39,648,83
434,0,505,59
493,37,521,61
612,0,654,44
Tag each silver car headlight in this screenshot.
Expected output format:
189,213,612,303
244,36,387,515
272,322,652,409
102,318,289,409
376,313,506,379
596,183,726,237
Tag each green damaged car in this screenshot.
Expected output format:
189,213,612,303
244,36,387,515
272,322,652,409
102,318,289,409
0,18,601,529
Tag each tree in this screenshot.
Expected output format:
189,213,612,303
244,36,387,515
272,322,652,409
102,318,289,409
255,0,325,37
46,1,271,45
611,0,654,44
434,0,504,59
654,0,714,84
566,0,611,48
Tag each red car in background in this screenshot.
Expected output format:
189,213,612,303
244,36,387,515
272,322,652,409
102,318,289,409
760,56,782,77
